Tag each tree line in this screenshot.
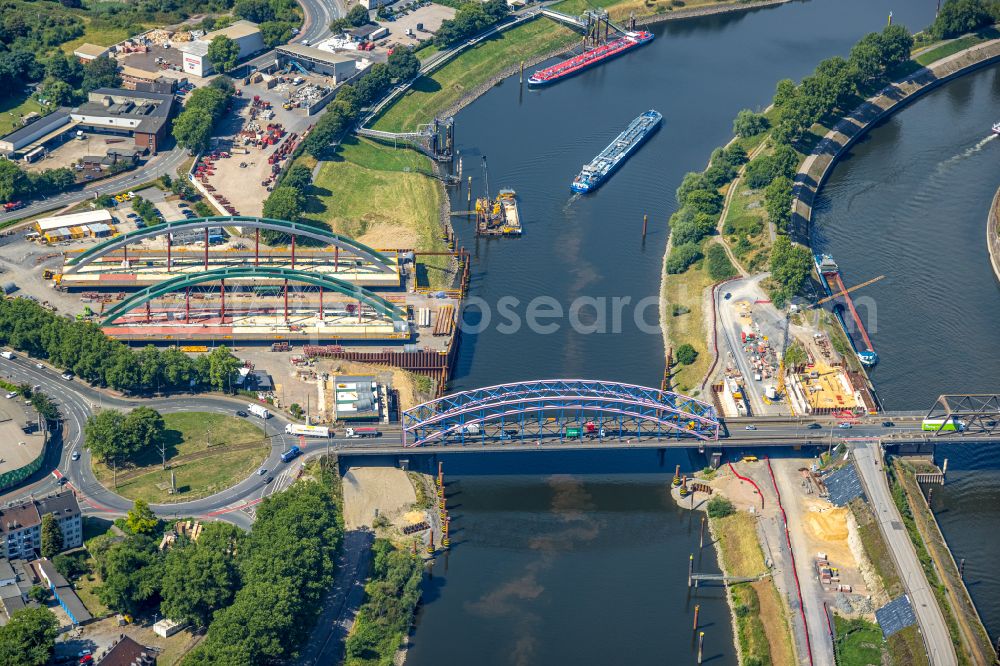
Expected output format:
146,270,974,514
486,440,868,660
344,539,424,666
85,406,165,469
233,0,301,48
0,297,243,395
434,0,509,47
173,79,236,154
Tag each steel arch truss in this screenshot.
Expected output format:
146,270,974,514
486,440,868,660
402,379,720,447
925,394,1000,436
101,266,407,325
63,216,394,273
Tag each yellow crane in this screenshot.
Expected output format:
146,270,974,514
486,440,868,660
811,274,886,308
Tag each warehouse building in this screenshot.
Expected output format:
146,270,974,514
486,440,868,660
0,110,74,158
70,88,174,154
34,209,116,243
275,44,369,82
179,20,265,77
73,43,111,63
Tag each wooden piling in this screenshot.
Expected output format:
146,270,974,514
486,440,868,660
642,214,648,239
692,604,700,631
697,631,704,664
688,554,693,588
700,516,705,549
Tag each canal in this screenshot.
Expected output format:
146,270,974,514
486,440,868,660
402,0,966,663
812,63,1000,639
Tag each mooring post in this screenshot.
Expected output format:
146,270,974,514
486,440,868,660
519,60,524,84
942,458,949,476
960,558,966,579
697,631,705,664
468,176,472,205
700,516,705,550
688,553,693,588
642,214,648,240
692,604,700,631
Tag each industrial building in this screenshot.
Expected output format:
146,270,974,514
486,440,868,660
73,43,111,63
34,209,116,244
0,109,73,158
275,44,369,82
70,88,175,154
179,20,265,77
347,24,389,43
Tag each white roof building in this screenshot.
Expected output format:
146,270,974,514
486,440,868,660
35,209,112,232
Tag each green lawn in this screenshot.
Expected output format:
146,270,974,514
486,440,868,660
93,412,268,504
833,616,884,666
303,137,452,287
61,19,145,54
913,28,1000,66
0,95,44,138
373,17,577,133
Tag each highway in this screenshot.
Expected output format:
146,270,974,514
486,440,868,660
853,441,958,666
296,0,345,45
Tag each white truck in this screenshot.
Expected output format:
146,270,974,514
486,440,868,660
0,351,14,360
247,403,271,419
461,424,480,435
285,424,330,438
344,427,380,439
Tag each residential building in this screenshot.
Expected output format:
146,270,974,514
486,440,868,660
97,635,157,665
1,491,82,559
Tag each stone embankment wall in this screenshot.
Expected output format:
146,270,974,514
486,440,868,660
988,185,1000,282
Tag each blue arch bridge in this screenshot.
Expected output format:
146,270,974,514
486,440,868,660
402,379,720,447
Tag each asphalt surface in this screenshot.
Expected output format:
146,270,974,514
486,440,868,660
853,441,958,666
296,0,345,45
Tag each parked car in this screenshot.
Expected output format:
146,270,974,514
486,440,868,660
838,422,853,429
5,391,17,399
61,372,73,380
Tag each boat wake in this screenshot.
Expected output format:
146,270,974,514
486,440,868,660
938,133,997,170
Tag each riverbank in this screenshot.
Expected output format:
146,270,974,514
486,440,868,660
988,184,1000,283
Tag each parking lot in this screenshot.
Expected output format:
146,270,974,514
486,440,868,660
377,3,456,48
23,132,140,174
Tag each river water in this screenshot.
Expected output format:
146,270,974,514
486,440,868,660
811,63,1000,639
402,1,965,663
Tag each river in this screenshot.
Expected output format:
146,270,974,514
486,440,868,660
402,1,958,663
812,63,1000,639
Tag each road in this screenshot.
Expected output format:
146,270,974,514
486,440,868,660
0,147,190,226
853,441,958,666
296,0,345,45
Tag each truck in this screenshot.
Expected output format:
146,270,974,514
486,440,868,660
345,427,380,439
565,427,582,438
247,403,271,419
921,418,965,432
280,445,301,463
0,351,14,360
284,424,330,438
461,424,480,435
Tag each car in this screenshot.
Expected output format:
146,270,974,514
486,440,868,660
77,650,92,658
61,372,73,380
258,467,267,476
5,391,17,399
177,203,188,208
724,292,732,300
265,476,273,484
744,424,757,430
807,423,822,429
838,422,853,429
71,450,80,461
881,421,895,428
35,363,42,369
236,410,248,417
58,476,68,485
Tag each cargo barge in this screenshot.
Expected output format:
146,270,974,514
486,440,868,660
527,30,654,87
571,110,661,193
476,189,521,236
815,254,878,367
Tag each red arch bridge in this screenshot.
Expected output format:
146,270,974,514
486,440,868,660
402,379,720,447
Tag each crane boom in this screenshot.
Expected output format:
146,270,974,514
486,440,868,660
812,274,885,308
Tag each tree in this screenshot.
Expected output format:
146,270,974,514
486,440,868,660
124,406,165,454
732,109,769,138
207,346,243,392
262,185,303,221
347,4,370,26
705,244,737,280
28,585,50,603
676,171,711,206
161,522,244,627
95,535,162,614
260,21,293,47
0,607,58,666
125,499,159,535
40,513,63,558
784,342,807,368
684,189,724,216
208,35,240,74
386,48,419,82
82,55,120,91
931,0,995,38
768,236,813,305
675,343,698,366
665,243,703,274
41,80,75,107
0,159,28,202
670,208,716,246
84,409,127,465
773,78,797,107
282,164,313,191
172,108,215,153
234,0,275,23
764,176,793,232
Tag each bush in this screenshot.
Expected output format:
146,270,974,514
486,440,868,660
684,189,724,216
707,496,735,518
732,109,770,138
675,343,698,366
671,304,690,317
705,244,737,280
665,243,703,274
670,208,716,245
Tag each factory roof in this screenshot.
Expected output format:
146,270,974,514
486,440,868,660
278,43,361,64
204,19,261,42
0,110,72,150
35,209,113,232
74,43,111,59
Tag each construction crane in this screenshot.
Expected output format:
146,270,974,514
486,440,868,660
811,274,886,308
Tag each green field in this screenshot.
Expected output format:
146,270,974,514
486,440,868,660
0,96,44,138
61,20,140,54
833,616,884,666
93,412,268,504
913,28,1000,66
373,17,577,133
303,137,452,288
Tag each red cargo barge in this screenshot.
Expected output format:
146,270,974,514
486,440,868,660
527,31,654,86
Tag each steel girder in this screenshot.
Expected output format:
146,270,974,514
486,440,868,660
64,216,394,273
101,266,407,325
924,394,1000,436
402,379,720,447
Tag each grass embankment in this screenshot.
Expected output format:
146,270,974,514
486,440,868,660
551,0,775,23
662,260,714,393
373,18,577,133
913,27,1000,66
93,412,267,504
888,458,994,666
60,20,139,54
302,136,452,288
848,498,929,666
712,510,794,666
0,95,45,137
